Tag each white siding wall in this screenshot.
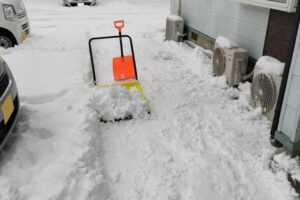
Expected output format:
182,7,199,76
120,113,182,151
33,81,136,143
170,0,179,14
171,0,270,59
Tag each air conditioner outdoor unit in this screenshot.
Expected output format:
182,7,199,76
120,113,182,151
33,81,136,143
232,0,297,13
213,43,249,86
165,15,184,42
249,59,283,122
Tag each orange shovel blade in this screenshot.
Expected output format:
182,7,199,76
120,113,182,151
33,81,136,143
113,55,136,80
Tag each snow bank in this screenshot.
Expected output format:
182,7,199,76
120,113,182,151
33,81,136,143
256,56,285,76
87,85,148,122
272,152,300,182
215,36,237,49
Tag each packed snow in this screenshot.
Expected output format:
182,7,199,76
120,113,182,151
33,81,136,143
256,56,285,76
272,152,300,182
87,85,148,122
215,36,238,49
0,0,299,199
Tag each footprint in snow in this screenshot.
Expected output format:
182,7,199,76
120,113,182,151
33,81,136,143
32,128,55,140
12,105,34,133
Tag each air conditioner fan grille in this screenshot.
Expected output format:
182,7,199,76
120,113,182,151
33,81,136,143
251,73,276,111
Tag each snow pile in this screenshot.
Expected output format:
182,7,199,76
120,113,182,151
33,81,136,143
0,177,23,200
272,152,300,182
87,85,148,122
215,36,237,49
256,56,285,76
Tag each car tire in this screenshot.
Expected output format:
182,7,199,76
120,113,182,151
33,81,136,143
0,33,16,49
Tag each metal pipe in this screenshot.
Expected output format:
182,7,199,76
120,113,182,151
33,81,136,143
119,31,124,57
178,0,181,16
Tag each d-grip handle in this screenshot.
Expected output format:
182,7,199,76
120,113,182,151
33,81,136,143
114,20,125,32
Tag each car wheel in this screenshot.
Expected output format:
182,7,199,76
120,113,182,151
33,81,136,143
0,35,15,49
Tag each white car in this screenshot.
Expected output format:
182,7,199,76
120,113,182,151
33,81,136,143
63,0,97,6
0,0,30,48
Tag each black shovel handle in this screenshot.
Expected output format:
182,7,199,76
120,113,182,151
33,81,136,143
114,20,125,57
119,32,124,57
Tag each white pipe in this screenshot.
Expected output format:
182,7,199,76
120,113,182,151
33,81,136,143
178,0,181,16
242,70,254,81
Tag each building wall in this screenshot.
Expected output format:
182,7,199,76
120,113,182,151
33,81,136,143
264,10,297,62
278,22,300,142
171,0,270,59
170,0,178,15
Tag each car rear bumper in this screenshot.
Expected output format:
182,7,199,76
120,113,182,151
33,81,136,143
0,95,20,150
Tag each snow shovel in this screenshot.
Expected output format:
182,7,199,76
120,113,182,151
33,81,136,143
112,20,137,81
88,20,150,121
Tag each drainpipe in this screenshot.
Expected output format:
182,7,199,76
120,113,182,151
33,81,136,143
270,1,300,147
178,0,181,16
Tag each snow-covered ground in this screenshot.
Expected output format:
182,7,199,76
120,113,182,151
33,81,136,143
0,0,299,199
